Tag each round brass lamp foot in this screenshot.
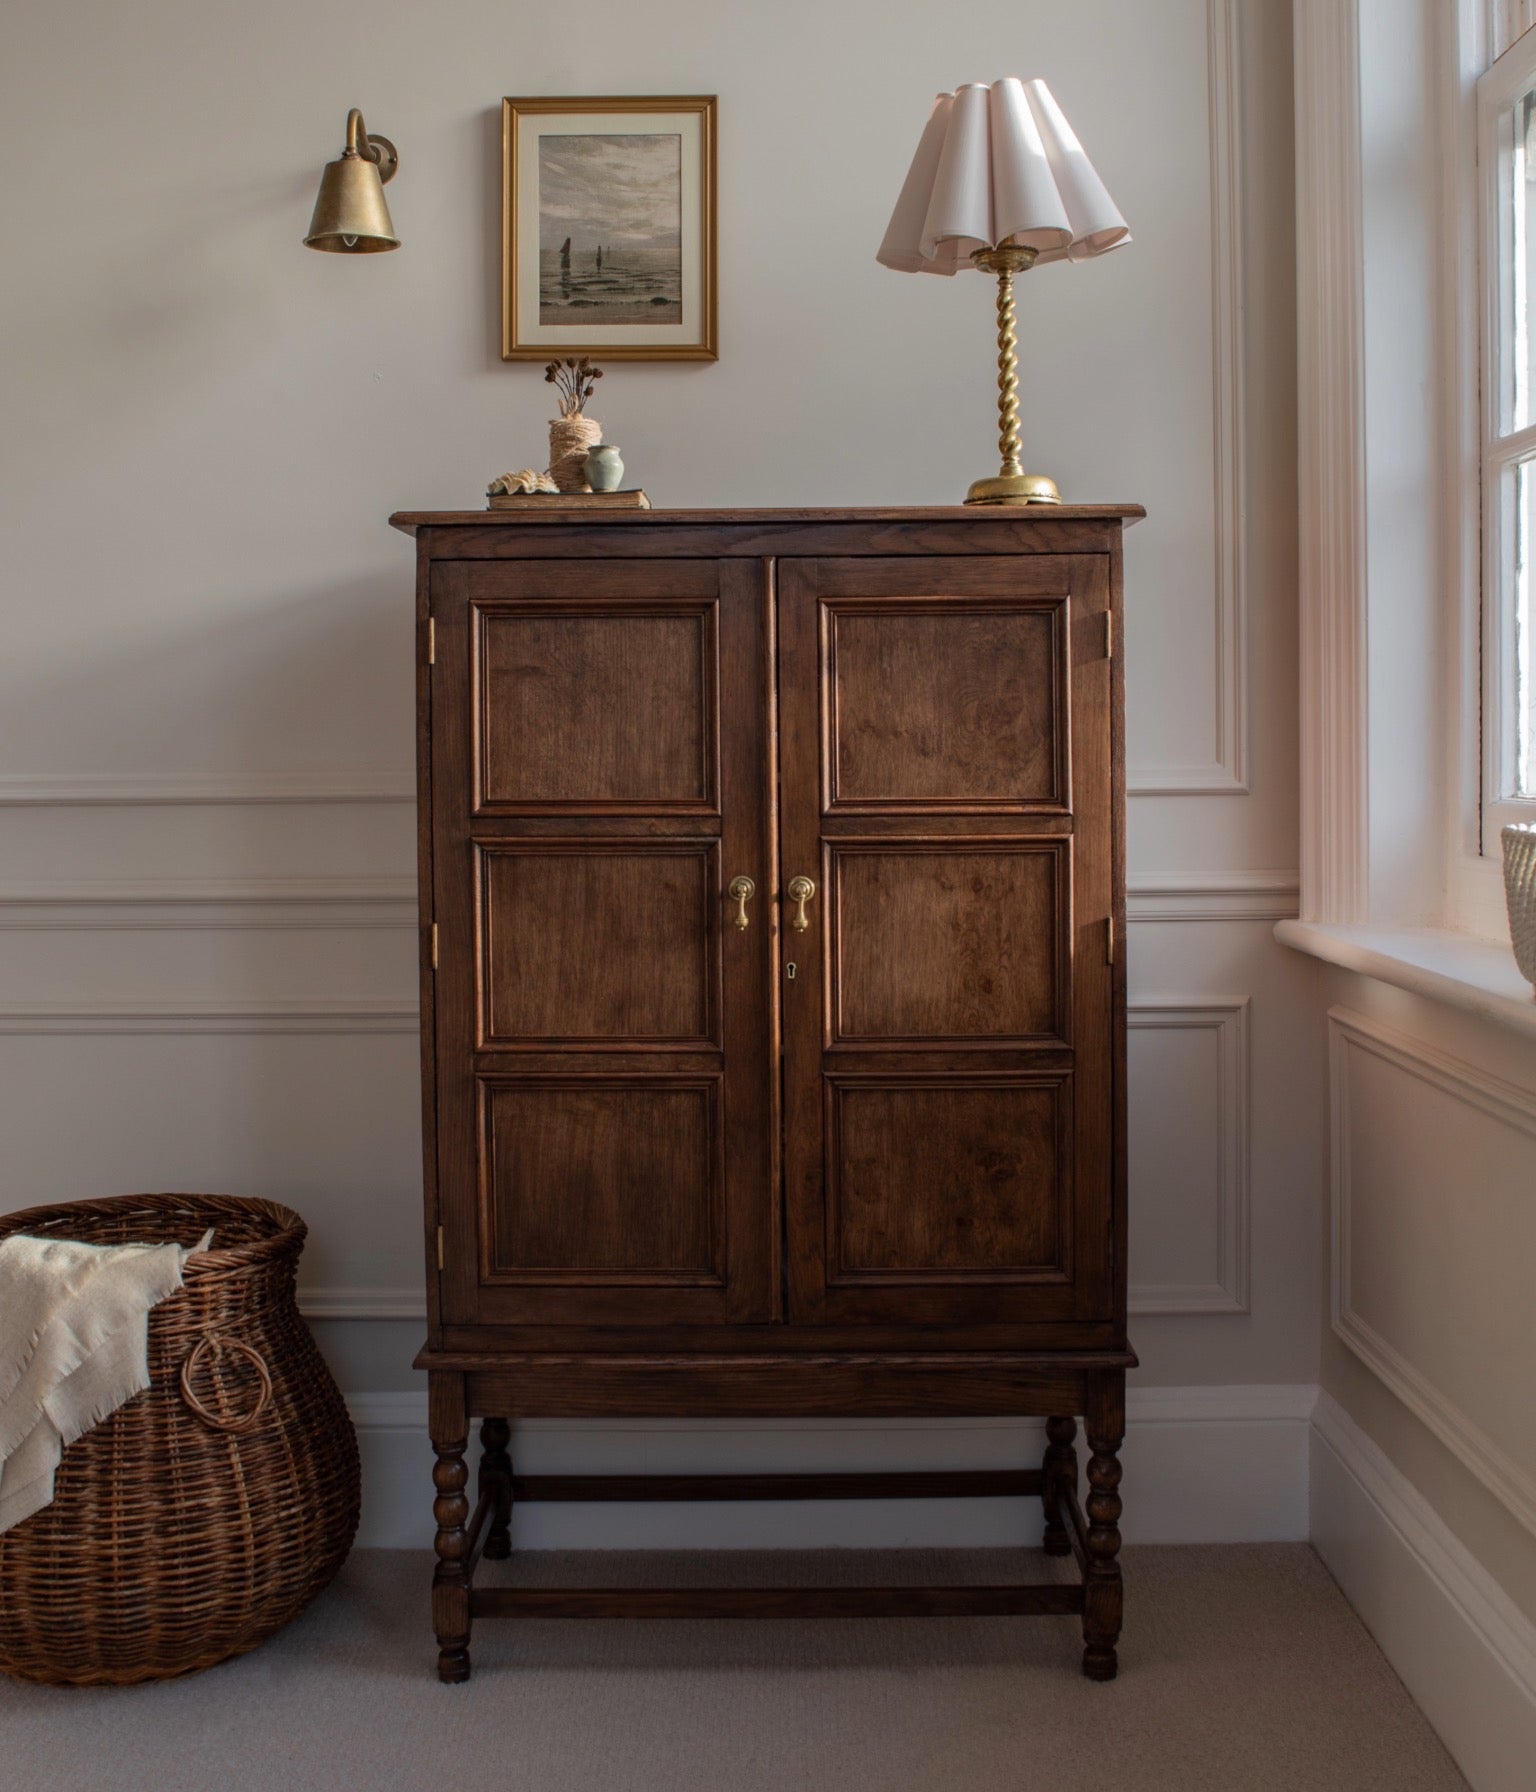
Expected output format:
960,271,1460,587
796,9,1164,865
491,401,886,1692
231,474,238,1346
964,471,1061,506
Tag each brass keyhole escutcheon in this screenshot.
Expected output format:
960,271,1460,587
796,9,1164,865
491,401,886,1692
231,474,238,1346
728,875,755,931
787,875,816,932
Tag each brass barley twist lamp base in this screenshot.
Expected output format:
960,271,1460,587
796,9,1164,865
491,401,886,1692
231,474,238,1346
964,244,1060,507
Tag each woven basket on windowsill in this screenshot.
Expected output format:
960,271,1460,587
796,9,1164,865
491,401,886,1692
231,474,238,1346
0,1194,360,1686
1505,823,1536,993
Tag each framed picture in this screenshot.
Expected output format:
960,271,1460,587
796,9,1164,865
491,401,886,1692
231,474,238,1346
501,95,717,362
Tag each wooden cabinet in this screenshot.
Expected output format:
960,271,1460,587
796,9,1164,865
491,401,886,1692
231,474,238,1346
393,505,1140,1682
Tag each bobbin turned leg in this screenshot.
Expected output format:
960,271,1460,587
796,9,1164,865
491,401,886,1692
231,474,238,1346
480,1416,513,1561
1040,1415,1078,1557
430,1372,472,1683
1081,1372,1125,1681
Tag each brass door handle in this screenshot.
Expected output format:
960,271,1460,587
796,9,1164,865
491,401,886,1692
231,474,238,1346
728,875,755,931
787,875,816,932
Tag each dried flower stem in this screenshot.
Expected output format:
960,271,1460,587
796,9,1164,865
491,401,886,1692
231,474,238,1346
542,356,604,418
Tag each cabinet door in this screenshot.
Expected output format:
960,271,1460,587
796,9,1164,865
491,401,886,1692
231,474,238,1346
778,556,1117,1326
431,557,778,1327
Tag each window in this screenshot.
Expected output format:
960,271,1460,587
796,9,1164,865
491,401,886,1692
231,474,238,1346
1478,39,1536,837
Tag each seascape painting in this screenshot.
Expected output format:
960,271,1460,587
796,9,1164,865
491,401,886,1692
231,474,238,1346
538,134,683,327
503,97,716,361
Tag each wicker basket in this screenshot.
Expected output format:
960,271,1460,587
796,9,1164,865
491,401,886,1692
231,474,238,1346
0,1194,360,1686
1504,823,1536,991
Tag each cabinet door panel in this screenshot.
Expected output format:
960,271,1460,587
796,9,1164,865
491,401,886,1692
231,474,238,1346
432,557,776,1327
827,1075,1070,1283
480,842,718,1048
829,841,1070,1047
827,601,1066,812
779,556,1115,1327
476,580,717,813
481,1077,722,1282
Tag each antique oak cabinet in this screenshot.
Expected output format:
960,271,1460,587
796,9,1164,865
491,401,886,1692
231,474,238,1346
391,504,1141,1682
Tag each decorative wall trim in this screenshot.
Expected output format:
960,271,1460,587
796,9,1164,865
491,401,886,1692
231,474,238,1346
1313,1389,1536,1792
1293,0,1370,921
346,1383,1314,1551
0,771,414,806
303,1286,426,1320
1205,0,1248,795
1128,1000,1251,1315
0,877,417,931
0,870,1297,930
0,1000,419,1035
1329,1006,1536,1537
1127,760,1246,798
1127,871,1299,922
1129,0,1250,798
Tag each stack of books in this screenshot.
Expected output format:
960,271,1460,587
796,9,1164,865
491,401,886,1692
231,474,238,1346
487,489,651,511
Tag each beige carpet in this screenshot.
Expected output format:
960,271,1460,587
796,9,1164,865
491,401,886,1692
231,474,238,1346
0,1545,1466,1792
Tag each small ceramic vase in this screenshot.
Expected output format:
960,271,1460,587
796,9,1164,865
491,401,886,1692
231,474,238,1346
584,443,625,492
1503,822,1536,992
548,415,602,492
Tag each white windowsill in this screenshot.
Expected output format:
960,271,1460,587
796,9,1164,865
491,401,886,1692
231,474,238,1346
1275,919,1536,1041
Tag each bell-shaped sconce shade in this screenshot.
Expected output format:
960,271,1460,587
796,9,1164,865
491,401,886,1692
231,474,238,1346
305,108,400,253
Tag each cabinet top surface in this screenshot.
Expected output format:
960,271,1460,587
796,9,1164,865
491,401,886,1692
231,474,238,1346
389,503,1145,537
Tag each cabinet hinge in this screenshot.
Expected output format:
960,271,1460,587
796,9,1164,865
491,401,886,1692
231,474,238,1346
1107,915,1116,965
1105,611,1114,660
435,1225,445,1272
426,618,436,665
431,922,439,970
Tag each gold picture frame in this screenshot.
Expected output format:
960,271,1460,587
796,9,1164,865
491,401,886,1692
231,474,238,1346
501,95,717,362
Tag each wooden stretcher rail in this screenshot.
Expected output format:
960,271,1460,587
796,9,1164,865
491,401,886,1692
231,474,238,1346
471,1583,1085,1620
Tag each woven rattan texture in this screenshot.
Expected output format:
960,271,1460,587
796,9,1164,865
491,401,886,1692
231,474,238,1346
0,1194,360,1686
1504,823,1536,988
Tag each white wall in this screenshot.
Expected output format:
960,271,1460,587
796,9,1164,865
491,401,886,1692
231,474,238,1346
0,0,1314,1535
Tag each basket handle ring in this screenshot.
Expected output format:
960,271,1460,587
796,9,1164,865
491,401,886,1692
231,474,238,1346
179,1333,273,1434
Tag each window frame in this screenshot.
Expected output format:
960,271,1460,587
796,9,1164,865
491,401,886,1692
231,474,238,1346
1477,34,1536,841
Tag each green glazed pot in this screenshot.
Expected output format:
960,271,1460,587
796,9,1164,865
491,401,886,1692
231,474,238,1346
584,444,624,492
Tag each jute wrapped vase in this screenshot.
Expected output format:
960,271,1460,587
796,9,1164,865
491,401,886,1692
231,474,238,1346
548,416,602,492
1503,823,1536,992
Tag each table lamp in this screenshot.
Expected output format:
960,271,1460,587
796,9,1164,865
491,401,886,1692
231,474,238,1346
877,79,1129,505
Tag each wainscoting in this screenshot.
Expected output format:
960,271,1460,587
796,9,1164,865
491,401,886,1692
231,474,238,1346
1312,995,1536,1792
1328,1007,1536,1536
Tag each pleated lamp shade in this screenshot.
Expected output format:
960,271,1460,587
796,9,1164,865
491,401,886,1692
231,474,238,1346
877,78,1129,273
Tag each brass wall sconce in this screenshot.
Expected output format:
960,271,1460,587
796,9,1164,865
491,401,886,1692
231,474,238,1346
305,108,400,253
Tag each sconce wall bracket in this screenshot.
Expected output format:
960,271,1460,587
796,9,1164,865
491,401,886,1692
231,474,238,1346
345,108,398,184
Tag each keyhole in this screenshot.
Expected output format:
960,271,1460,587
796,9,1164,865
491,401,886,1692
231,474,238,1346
786,962,796,981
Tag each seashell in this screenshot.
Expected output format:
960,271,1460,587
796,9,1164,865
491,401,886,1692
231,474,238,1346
487,467,559,496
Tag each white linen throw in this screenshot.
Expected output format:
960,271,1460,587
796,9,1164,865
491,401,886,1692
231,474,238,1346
0,1230,210,1534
